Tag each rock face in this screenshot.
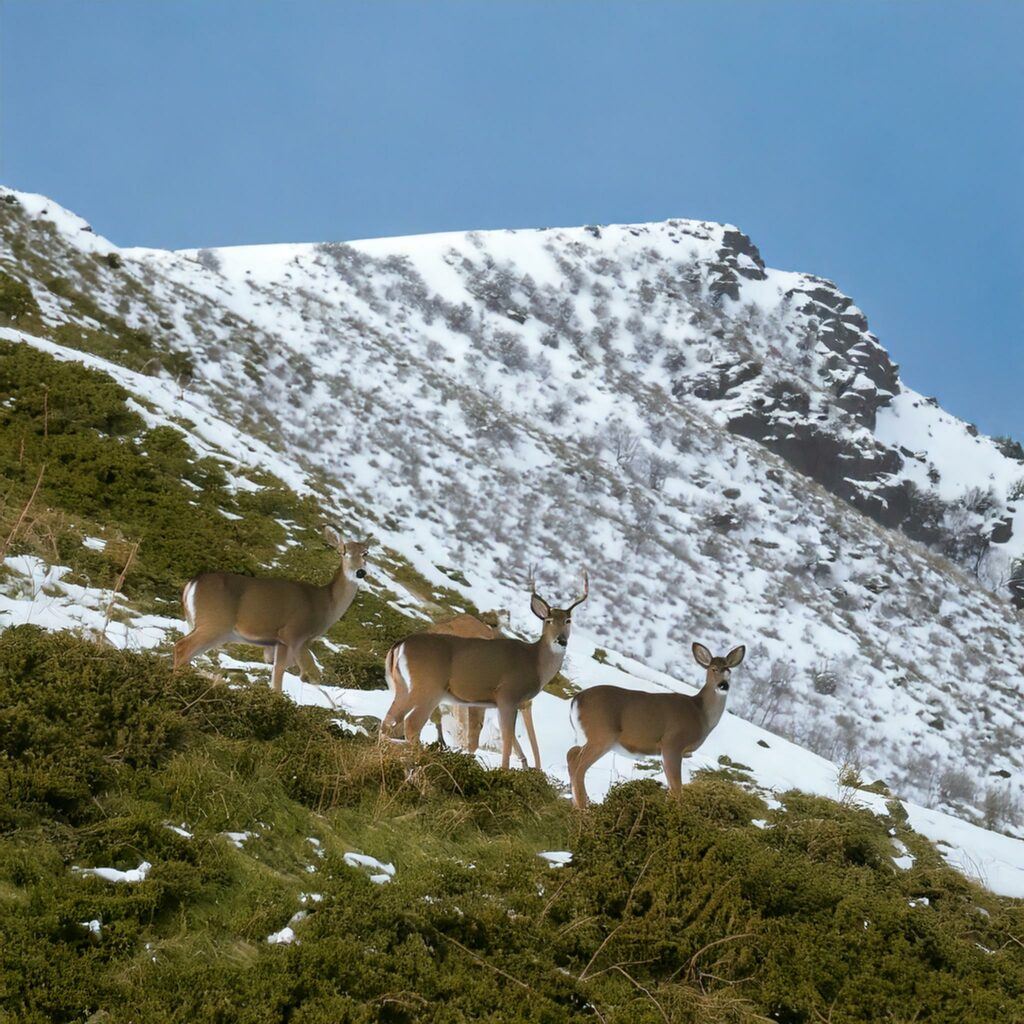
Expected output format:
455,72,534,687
662,239,1017,597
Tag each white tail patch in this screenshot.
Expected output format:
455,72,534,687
570,695,585,745
182,579,198,628
395,644,413,697
386,643,408,698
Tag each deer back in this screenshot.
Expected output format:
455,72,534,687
400,632,545,705
188,571,334,643
426,613,499,640
573,685,711,755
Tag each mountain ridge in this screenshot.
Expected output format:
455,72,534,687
1,186,1022,837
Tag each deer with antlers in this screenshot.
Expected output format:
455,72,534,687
385,610,542,768
382,570,588,769
173,526,372,692
567,642,745,808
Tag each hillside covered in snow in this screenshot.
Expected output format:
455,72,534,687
2,186,1021,836
2,185,1024,1020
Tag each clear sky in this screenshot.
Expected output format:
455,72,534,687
1,1,1021,437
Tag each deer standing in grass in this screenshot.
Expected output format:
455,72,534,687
385,611,542,768
567,642,745,808
173,526,372,692
382,571,588,769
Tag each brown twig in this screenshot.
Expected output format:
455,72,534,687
0,463,45,563
611,965,670,1024
101,539,139,642
444,933,533,992
540,871,574,919
682,931,755,987
579,853,653,981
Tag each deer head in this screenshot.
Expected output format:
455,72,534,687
692,642,745,692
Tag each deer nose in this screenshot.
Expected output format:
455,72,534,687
556,634,568,647
355,569,367,579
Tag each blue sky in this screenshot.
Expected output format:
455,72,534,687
2,1,1021,437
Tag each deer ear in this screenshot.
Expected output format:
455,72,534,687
361,537,375,548
530,594,551,620
323,525,343,549
725,645,746,667
692,642,712,668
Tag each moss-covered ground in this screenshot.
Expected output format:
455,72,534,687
0,627,1021,1024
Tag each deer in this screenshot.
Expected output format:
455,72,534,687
381,570,588,769
567,642,745,808
173,526,372,693
384,611,542,768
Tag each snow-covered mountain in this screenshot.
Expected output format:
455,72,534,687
1,187,1022,842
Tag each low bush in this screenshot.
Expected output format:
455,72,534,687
0,627,1021,1023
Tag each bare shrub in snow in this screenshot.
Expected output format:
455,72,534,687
643,453,674,492
444,302,474,334
981,785,1021,831
547,398,570,425
605,422,641,470
792,713,862,765
737,654,796,729
938,768,977,807
195,249,221,274
627,494,655,554
810,658,841,697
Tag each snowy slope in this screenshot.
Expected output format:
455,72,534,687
1,188,1022,844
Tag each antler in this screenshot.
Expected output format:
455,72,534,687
525,562,539,596
567,568,589,612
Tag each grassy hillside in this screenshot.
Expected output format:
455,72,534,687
0,627,1022,1024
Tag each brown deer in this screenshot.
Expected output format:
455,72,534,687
385,611,542,768
382,571,588,769
567,642,745,808
173,526,372,692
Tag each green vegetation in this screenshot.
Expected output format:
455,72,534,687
0,269,42,329
1,340,331,602
1,627,1021,1023
0,338,427,678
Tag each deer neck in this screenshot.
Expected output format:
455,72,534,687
533,635,567,691
695,677,728,736
326,565,360,623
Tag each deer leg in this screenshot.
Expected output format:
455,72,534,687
465,706,485,753
511,734,529,769
430,708,447,747
271,642,296,694
403,694,444,747
662,747,685,796
568,741,612,809
297,647,322,683
520,702,542,770
496,701,519,771
381,690,414,737
173,630,223,670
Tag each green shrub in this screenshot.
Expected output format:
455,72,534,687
0,627,1022,1022
0,340,326,602
0,269,42,326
